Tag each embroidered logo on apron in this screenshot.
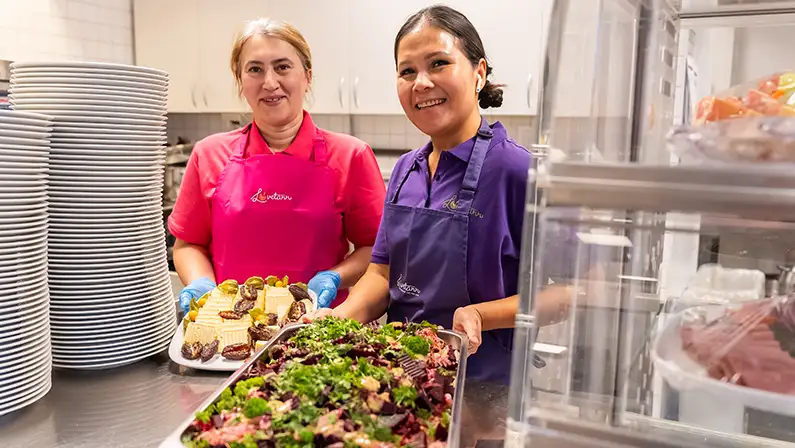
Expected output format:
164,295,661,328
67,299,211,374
250,188,293,204
442,195,484,219
396,274,421,297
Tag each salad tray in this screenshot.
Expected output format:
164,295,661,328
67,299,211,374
160,321,468,447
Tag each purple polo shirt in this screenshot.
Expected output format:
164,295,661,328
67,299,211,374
372,121,530,304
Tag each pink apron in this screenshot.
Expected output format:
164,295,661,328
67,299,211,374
210,123,347,307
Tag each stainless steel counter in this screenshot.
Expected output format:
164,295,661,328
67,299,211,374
0,352,508,448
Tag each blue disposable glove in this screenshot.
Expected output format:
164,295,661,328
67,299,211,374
179,277,216,314
308,271,341,308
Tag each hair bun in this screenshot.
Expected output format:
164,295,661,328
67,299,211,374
478,81,503,109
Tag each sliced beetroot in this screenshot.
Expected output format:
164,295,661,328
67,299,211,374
435,422,449,441
211,414,224,428
378,412,408,428
300,354,322,365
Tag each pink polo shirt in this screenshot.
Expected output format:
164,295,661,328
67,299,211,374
168,112,386,255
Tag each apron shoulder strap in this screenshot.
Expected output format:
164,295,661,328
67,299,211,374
234,123,254,160
312,133,329,165
456,123,493,214
389,151,423,204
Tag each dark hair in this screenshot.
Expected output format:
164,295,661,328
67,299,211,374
394,4,504,109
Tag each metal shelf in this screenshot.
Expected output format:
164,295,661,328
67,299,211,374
535,161,795,221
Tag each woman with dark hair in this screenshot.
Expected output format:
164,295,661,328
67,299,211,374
306,5,572,384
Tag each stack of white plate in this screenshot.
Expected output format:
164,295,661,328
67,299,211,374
0,109,53,415
8,61,176,370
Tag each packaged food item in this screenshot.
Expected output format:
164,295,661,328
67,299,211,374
678,264,765,307
679,295,795,395
668,71,795,163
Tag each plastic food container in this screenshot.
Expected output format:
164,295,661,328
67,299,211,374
668,71,795,163
677,263,765,309
652,298,795,417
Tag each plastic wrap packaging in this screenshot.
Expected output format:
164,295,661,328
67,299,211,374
678,296,795,396
677,264,765,308
668,71,795,163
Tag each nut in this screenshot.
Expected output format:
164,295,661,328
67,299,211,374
219,310,245,320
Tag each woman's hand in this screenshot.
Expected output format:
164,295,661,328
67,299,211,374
301,307,334,323
308,271,341,308
453,306,483,355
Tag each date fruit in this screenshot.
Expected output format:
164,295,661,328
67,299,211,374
181,342,202,360
222,343,251,361
248,324,273,342
288,284,312,302
219,310,245,320
234,298,256,313
200,340,219,362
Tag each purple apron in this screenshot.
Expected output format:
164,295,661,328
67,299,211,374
384,122,513,384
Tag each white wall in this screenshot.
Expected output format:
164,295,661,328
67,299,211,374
0,0,133,64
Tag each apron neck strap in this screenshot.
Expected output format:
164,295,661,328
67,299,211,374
235,123,254,159
389,121,494,207
311,134,328,164
454,123,493,214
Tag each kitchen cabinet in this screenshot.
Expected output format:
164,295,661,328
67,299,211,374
348,0,430,115
268,0,352,115
133,0,546,115
451,0,548,116
133,0,199,112
133,0,264,113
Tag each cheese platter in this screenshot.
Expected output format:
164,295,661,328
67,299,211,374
168,275,317,371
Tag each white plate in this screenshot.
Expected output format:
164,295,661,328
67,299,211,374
49,278,171,306
50,304,177,336
12,106,166,120
0,129,50,140
51,333,172,370
0,121,53,132
11,71,169,85
167,290,317,372
51,149,166,158
10,75,168,90
652,305,795,417
31,114,165,127
50,141,165,150
10,92,166,104
49,171,163,180
0,377,52,417
11,100,166,113
10,85,165,102
50,309,174,346
48,229,163,245
45,121,165,131
11,70,168,83
0,153,48,163
0,109,52,123
48,251,165,269
0,136,48,146
49,163,165,172
11,61,168,75
51,135,167,143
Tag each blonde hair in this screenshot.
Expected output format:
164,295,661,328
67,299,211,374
230,18,312,94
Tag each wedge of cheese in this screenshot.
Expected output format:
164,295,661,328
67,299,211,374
218,318,252,348
265,286,294,320
183,287,253,349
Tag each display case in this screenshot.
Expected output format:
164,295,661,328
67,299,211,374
508,0,795,446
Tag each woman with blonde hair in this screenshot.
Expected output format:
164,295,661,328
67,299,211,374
170,18,386,313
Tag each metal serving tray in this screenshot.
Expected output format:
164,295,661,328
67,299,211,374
159,323,469,448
